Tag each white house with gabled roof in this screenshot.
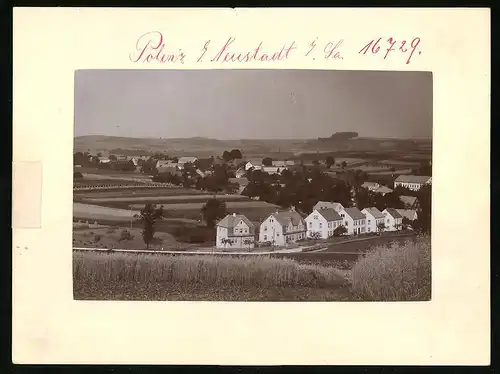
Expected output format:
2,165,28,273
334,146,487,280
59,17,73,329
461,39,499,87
313,201,344,213
338,207,366,235
305,208,343,239
383,208,404,231
362,207,386,233
394,175,432,191
216,213,255,249
259,207,306,246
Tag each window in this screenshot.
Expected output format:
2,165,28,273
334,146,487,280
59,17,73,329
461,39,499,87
328,222,332,228
345,221,348,226
341,214,345,218
368,220,371,224
319,223,322,228
277,233,280,237
264,226,267,231
264,235,267,240
368,228,371,232
309,222,312,227
314,215,318,219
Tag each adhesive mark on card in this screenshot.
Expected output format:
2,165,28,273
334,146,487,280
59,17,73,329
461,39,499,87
12,161,42,229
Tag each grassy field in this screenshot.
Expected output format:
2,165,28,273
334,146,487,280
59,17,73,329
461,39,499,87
73,227,178,250
73,252,350,301
73,235,430,301
86,195,252,204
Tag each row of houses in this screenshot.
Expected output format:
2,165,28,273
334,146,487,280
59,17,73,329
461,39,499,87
215,201,419,249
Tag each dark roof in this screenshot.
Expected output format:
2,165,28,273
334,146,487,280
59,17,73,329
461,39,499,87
317,208,342,221
217,214,255,236
271,210,304,227
385,208,403,219
362,207,385,219
399,195,418,206
343,207,366,220
395,175,431,184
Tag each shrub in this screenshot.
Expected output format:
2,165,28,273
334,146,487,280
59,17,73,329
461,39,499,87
73,252,348,289
350,235,431,301
120,230,134,241
93,234,103,243
107,226,118,234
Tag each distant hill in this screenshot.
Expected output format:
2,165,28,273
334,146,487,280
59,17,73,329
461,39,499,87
74,135,431,159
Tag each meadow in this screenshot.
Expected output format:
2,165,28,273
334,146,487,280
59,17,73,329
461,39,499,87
73,235,430,301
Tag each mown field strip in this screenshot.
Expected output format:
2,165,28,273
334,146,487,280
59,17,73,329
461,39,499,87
84,194,250,203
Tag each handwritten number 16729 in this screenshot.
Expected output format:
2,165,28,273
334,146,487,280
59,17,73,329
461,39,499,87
359,37,421,64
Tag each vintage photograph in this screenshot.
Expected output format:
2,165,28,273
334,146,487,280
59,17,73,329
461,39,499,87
73,69,432,302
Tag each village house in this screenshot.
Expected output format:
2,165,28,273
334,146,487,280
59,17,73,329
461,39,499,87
245,159,263,171
228,177,249,194
361,207,386,233
361,181,393,195
261,166,282,175
235,166,246,178
98,156,111,164
178,157,198,169
399,195,419,209
313,201,344,213
216,213,256,249
156,160,178,169
258,207,306,246
394,175,432,191
338,207,366,235
383,208,404,231
305,208,343,239
395,209,418,222
157,166,180,175
272,160,295,169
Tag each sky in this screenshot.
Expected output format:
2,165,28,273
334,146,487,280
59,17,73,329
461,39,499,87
74,69,432,139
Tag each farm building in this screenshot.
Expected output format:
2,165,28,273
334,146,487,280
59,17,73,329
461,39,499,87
258,207,306,246
178,157,198,169
394,175,432,191
245,159,263,171
305,208,343,239
395,209,418,222
399,195,419,209
361,181,393,195
313,201,344,213
235,167,246,178
272,160,295,168
382,208,404,231
98,156,111,164
361,207,386,233
338,207,366,235
216,213,256,249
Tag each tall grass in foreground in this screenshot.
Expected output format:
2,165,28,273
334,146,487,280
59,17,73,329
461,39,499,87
350,235,431,301
73,252,348,289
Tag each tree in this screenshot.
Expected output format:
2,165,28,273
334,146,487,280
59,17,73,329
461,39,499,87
221,238,232,248
201,199,227,228
326,156,335,169
309,231,321,241
222,150,232,162
109,154,117,161
333,225,347,236
262,157,273,167
376,221,386,234
341,161,347,169
229,149,242,160
134,204,164,250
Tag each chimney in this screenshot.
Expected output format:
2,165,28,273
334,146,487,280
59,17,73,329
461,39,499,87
232,213,236,217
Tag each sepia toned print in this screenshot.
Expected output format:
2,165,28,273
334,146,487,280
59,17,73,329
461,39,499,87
73,69,432,302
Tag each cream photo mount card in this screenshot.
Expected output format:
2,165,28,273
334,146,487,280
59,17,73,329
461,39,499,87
12,8,490,365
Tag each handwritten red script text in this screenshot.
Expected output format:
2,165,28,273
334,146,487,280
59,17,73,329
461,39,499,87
129,31,186,64
129,33,423,65
359,37,421,64
197,38,297,63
